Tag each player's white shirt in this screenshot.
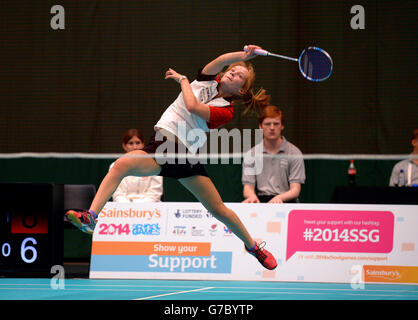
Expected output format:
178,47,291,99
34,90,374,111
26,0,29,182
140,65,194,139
155,79,230,154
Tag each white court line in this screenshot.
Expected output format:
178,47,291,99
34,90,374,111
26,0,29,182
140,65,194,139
0,287,210,293
134,286,214,300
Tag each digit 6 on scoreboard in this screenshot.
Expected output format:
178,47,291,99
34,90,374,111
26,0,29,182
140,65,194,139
20,237,38,263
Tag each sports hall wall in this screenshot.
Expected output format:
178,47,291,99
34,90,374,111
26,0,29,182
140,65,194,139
0,1,416,155
1,0,415,260
1,0,415,199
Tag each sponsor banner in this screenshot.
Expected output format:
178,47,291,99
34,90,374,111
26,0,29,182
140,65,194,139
90,202,418,284
363,265,418,284
286,210,394,260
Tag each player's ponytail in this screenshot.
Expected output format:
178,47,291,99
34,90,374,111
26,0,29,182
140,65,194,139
221,61,271,116
241,88,271,116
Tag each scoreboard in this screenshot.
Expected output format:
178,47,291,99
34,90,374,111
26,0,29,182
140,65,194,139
0,183,63,277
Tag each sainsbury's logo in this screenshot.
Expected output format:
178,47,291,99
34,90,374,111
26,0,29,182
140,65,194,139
100,208,161,220
365,269,401,281
362,265,418,284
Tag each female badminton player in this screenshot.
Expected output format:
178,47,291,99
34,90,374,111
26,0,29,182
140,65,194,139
66,45,277,270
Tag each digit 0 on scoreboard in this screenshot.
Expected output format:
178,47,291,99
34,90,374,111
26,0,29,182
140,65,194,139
11,212,48,234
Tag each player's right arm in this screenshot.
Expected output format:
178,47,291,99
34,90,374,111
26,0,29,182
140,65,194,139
201,45,261,75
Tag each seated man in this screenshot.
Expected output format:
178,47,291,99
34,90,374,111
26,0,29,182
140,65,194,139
242,106,305,203
389,128,418,187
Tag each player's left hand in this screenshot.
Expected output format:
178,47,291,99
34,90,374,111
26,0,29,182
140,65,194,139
165,68,182,82
243,44,263,60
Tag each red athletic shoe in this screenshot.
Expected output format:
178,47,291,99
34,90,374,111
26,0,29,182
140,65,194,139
65,210,97,235
245,241,278,270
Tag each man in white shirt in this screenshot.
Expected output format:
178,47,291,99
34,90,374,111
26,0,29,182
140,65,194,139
389,128,418,187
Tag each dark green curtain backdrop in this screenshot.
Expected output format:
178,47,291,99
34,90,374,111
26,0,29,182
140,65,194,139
1,1,416,261
0,0,416,154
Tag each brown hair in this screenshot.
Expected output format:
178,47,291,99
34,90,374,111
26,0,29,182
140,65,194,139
219,61,271,116
258,105,285,125
412,128,418,141
122,129,144,145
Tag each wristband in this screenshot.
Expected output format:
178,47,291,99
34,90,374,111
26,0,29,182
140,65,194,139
178,75,187,83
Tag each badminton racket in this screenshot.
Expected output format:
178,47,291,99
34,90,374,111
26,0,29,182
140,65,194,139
244,45,333,82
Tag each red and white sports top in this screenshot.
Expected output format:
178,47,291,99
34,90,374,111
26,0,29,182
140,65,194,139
155,69,233,154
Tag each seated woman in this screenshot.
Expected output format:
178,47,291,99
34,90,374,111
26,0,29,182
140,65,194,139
109,129,163,203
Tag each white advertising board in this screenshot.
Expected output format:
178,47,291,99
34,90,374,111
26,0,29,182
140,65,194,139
90,202,418,284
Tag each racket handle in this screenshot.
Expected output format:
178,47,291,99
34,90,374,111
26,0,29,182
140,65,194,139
243,45,268,56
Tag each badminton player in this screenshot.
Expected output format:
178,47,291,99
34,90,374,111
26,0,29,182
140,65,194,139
66,45,277,270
